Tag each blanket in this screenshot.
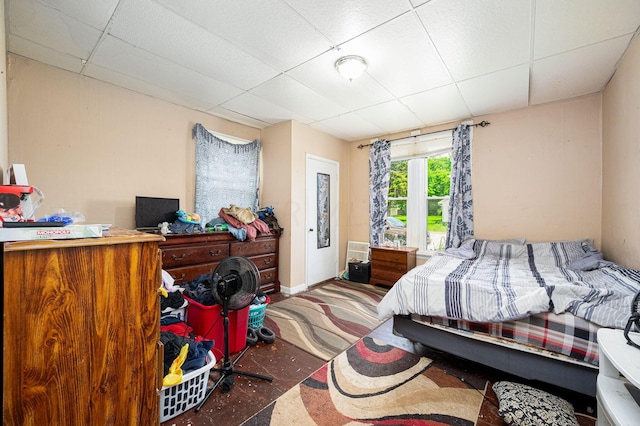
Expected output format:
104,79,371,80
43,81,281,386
377,239,640,329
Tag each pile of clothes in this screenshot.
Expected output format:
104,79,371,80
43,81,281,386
207,204,270,241
159,270,214,380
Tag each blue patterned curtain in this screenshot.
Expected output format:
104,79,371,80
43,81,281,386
445,124,473,249
369,140,391,247
193,123,261,224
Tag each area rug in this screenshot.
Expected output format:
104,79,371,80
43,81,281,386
242,336,487,425
263,280,388,360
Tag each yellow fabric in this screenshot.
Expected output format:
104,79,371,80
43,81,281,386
223,204,257,224
163,343,189,387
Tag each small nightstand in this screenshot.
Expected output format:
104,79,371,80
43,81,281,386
370,246,418,287
596,328,640,426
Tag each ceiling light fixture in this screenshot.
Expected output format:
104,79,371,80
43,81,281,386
335,55,368,81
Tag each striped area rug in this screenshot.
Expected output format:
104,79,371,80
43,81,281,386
263,280,388,361
242,336,487,425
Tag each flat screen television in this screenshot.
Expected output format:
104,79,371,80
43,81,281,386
135,196,180,229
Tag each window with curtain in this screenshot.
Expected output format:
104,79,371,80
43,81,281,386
192,123,261,225
386,132,452,253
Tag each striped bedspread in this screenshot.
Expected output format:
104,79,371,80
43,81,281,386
377,239,640,329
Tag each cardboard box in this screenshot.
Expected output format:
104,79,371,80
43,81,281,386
0,224,103,242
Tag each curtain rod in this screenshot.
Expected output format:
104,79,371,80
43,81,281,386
357,120,491,149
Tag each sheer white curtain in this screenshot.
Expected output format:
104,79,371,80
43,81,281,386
193,123,261,225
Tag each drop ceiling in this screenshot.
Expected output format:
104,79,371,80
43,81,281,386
7,0,640,141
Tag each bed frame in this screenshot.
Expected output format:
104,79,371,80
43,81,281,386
393,314,598,397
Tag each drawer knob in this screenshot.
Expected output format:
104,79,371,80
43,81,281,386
171,253,187,261
209,249,223,257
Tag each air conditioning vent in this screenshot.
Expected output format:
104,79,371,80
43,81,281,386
345,241,370,270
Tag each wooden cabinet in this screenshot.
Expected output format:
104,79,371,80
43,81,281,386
370,246,418,287
160,231,280,294
3,228,164,426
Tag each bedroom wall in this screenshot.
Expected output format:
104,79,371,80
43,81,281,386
602,34,640,270
264,120,350,292
348,94,603,251
7,54,261,228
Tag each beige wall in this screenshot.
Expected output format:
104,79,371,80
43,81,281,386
261,121,350,292
7,34,639,289
260,121,293,289
349,94,603,250
0,2,8,179
602,35,640,269
473,94,602,245
7,55,260,228
290,121,349,290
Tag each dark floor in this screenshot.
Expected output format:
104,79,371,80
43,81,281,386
161,281,598,426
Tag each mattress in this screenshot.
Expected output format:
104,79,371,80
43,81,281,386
409,310,600,366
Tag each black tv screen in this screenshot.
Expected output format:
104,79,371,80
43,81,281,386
135,196,180,229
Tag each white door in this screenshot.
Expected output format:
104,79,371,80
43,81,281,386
306,155,339,286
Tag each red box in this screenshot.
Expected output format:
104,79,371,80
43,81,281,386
184,297,249,357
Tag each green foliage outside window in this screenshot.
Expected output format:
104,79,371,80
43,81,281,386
427,156,451,197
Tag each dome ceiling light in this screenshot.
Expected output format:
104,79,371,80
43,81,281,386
334,55,368,81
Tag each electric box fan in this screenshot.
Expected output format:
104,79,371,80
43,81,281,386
194,256,273,412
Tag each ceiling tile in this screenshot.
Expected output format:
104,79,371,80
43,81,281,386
282,0,411,45
530,35,632,105
287,49,395,111
534,0,640,59
157,0,332,71
26,0,119,29
250,75,348,121
416,0,530,81
90,36,243,107
221,92,313,125
314,112,386,140
308,121,353,141
400,84,471,126
8,34,84,73
207,107,271,129
9,0,104,60
84,63,217,111
340,12,452,98
108,0,279,91
458,64,530,116
7,0,640,142
354,100,425,134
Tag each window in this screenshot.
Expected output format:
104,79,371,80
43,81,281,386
386,132,452,253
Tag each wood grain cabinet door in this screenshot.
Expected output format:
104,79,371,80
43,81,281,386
3,233,162,425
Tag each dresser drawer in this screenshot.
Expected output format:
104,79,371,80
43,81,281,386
371,267,404,284
165,262,220,284
370,249,408,264
230,238,277,257
250,253,277,270
162,243,229,268
372,259,409,274
259,268,278,286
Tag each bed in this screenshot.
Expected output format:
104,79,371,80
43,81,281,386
377,238,640,397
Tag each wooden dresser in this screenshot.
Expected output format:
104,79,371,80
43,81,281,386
3,228,164,425
370,246,418,287
160,231,280,294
